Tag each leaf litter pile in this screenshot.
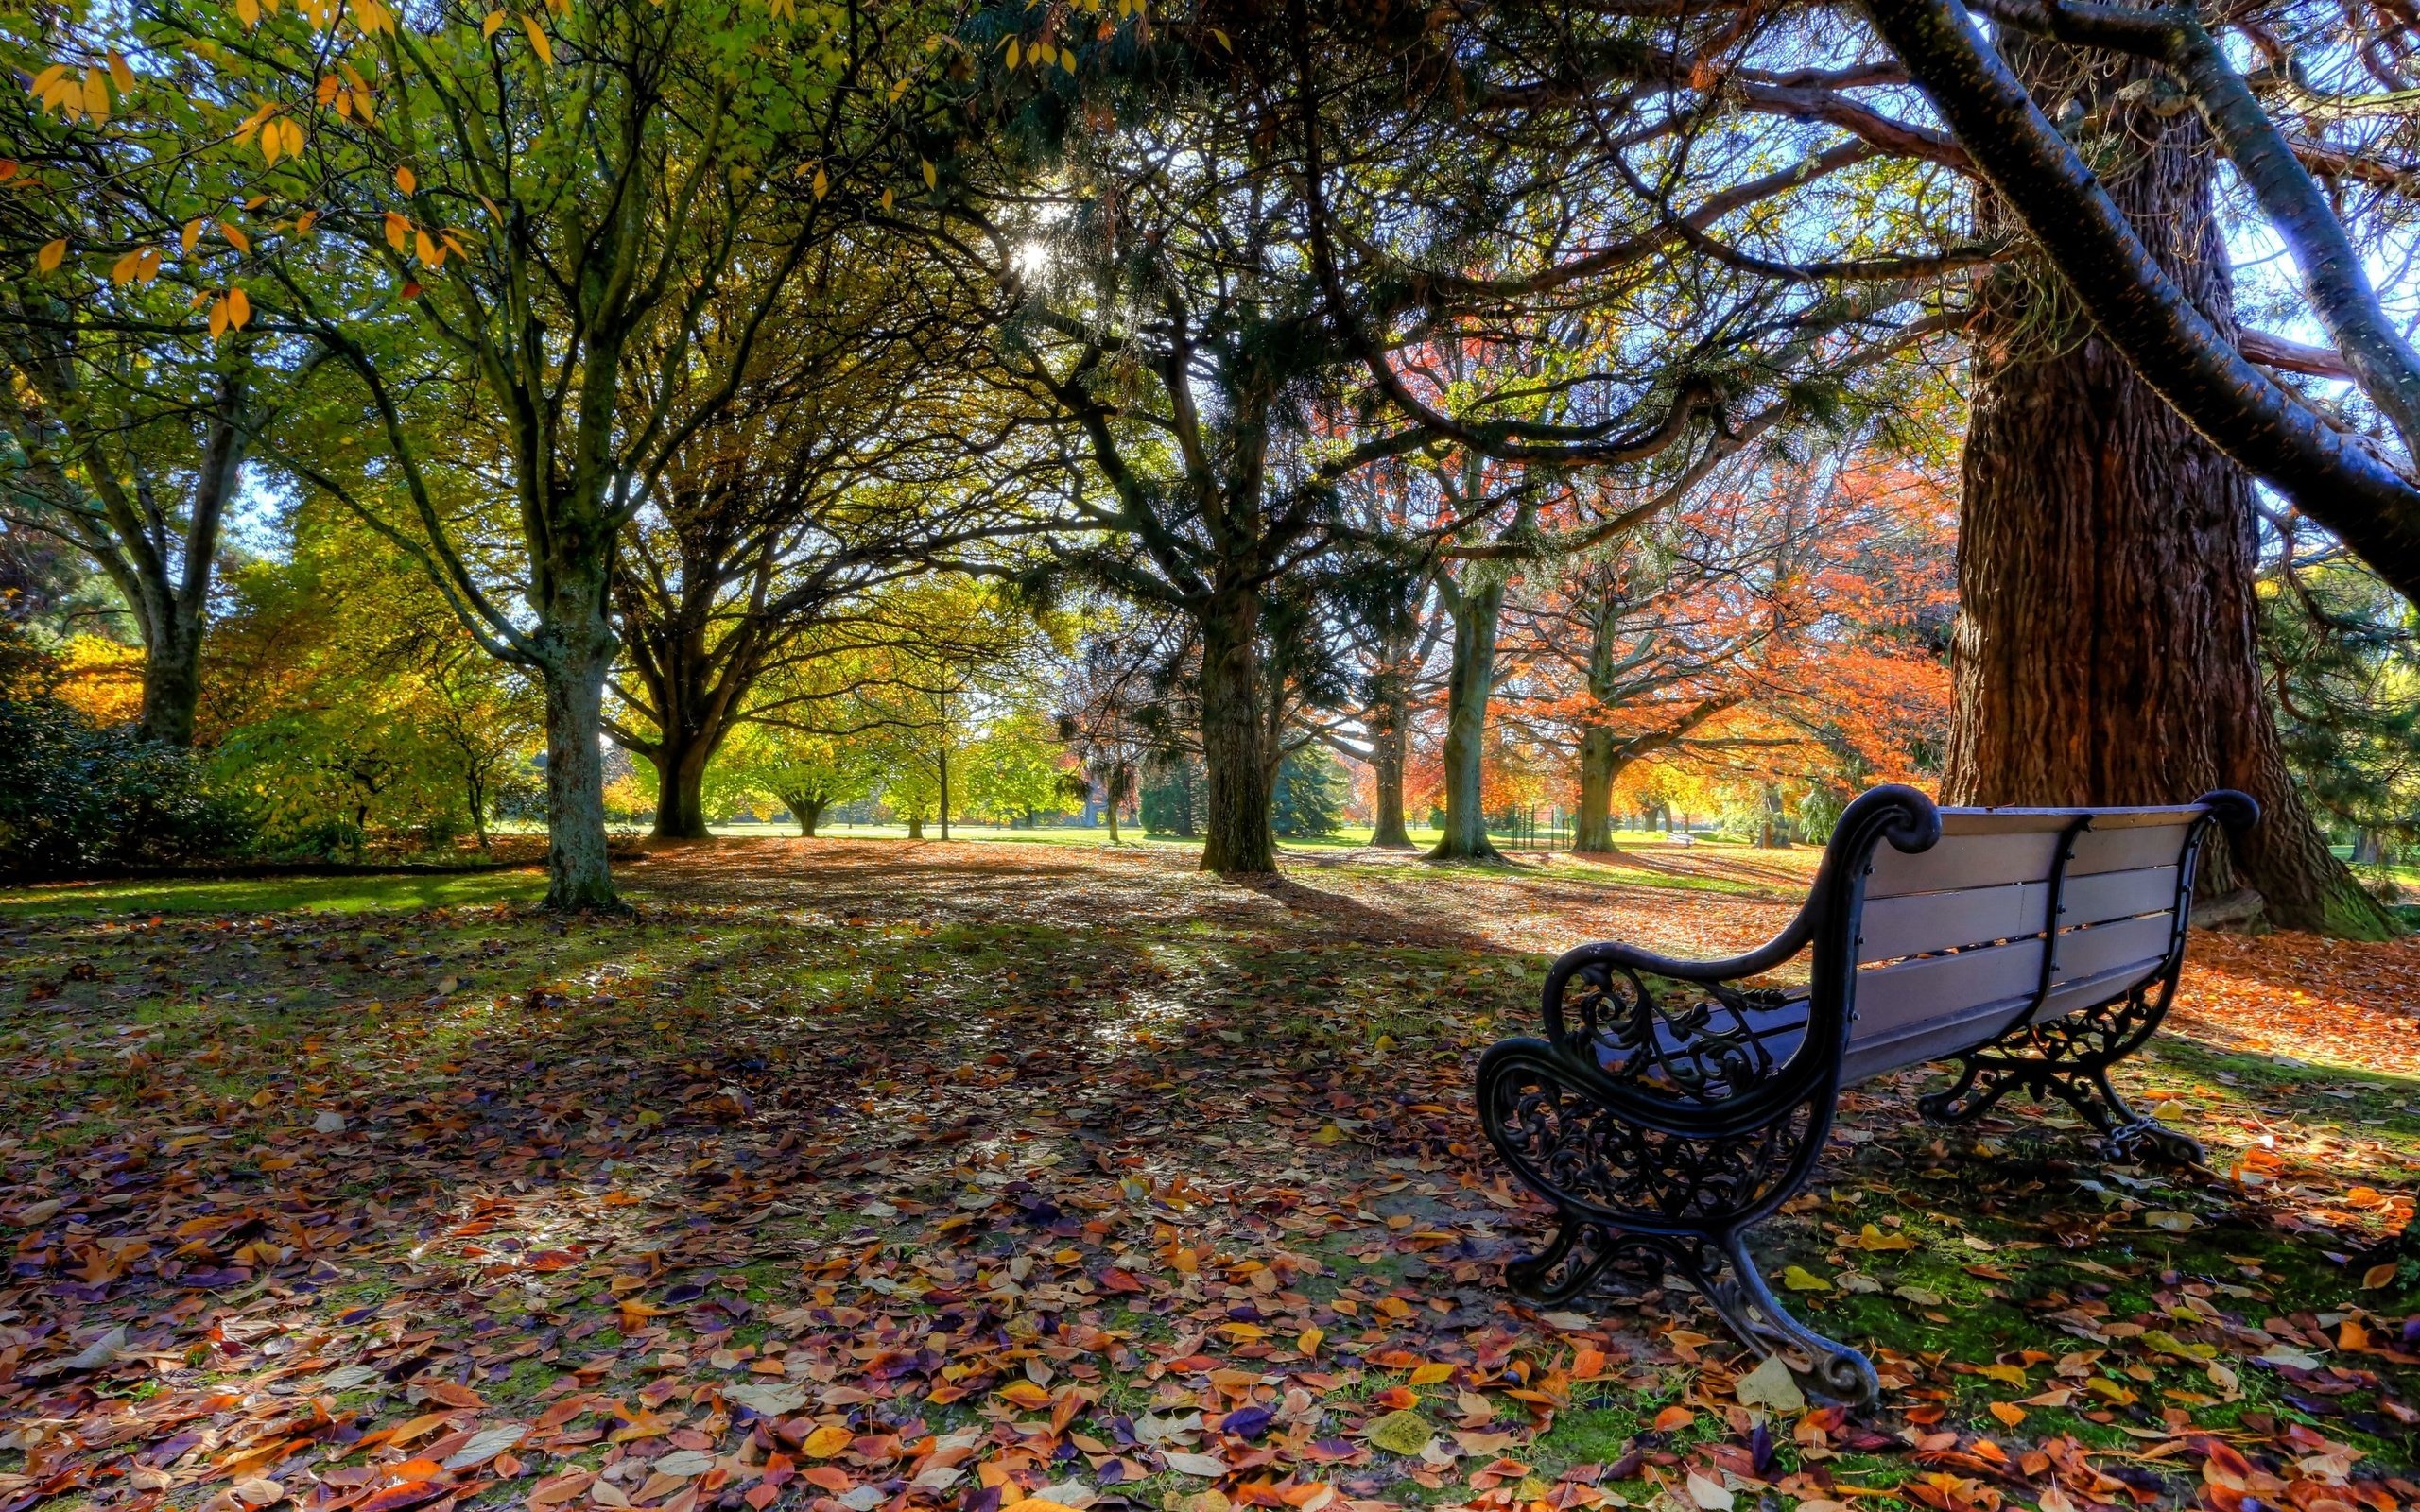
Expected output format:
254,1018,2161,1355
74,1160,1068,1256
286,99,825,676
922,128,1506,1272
8,839,2420,1512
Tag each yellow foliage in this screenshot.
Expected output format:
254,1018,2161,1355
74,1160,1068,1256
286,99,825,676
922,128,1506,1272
55,635,144,728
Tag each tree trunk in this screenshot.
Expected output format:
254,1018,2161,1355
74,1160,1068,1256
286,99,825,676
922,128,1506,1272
1368,692,1415,848
1575,728,1619,852
1199,589,1277,874
466,768,490,850
1429,573,1505,863
137,616,203,747
537,618,617,910
1945,28,2395,940
938,740,951,842
647,730,715,841
788,796,825,837
907,812,925,839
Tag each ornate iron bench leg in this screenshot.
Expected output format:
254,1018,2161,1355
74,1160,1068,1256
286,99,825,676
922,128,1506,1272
1480,1040,1880,1406
1705,1229,1882,1405
1916,988,2203,1166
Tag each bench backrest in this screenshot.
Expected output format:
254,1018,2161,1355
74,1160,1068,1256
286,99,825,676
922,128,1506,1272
1839,805,2216,1082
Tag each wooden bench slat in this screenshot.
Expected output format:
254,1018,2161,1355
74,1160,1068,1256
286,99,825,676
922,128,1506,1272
1936,803,2211,833
1858,880,2045,962
2060,865,2182,929
2049,911,2175,985
1866,831,2065,897
2065,822,2194,877
1852,935,2042,1047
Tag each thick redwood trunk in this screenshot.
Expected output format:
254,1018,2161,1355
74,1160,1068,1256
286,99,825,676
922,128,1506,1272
1429,574,1505,862
1945,31,2393,939
1199,590,1277,875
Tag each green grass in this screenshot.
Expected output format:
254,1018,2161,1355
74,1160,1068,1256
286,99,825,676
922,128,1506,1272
700,818,1735,855
0,868,544,919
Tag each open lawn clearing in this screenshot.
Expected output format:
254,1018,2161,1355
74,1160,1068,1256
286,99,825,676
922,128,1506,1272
5,841,2419,1512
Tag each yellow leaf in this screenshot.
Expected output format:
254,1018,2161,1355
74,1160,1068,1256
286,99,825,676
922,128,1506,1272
37,238,65,272
353,0,394,34
137,246,160,281
1988,1401,2025,1428
1976,1363,2029,1386
810,166,828,199
208,295,229,337
384,211,409,251
921,158,937,190
1297,1326,1322,1357
221,221,251,254
415,228,441,266
1208,26,1230,50
1061,46,1077,71
2363,1263,2399,1289
1780,1265,1831,1292
259,118,282,166
236,0,261,26
523,16,554,65
800,1424,852,1458
879,186,893,211
107,50,136,93
296,210,319,235
283,118,305,158
394,165,417,194
1006,37,1020,69
1855,1223,1916,1252
1407,1363,1454,1386
317,74,340,105
82,69,110,123
482,9,505,37
111,249,142,285
182,218,203,254
225,287,251,328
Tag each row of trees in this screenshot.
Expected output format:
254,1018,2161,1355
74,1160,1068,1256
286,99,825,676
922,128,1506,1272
3,0,2416,933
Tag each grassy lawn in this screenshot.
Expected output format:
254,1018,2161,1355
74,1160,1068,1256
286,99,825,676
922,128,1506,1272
3,839,2415,1512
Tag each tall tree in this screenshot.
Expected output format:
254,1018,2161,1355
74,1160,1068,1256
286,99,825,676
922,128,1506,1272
606,255,1055,841
14,0,950,905
938,62,1426,874
1939,25,2396,937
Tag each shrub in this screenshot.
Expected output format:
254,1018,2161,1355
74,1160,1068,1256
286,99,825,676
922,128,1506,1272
0,698,252,876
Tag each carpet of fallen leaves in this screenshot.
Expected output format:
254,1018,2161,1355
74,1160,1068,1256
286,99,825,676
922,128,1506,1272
7,838,2420,1512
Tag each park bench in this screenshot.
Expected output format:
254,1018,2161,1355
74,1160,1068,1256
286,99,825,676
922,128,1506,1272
1475,783,2258,1403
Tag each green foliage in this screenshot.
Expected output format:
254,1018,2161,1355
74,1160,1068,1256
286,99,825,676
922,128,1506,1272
1140,754,1206,836
1271,747,1350,838
709,725,882,833
2263,563,2420,861
199,518,542,857
960,712,1071,824
0,696,249,876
